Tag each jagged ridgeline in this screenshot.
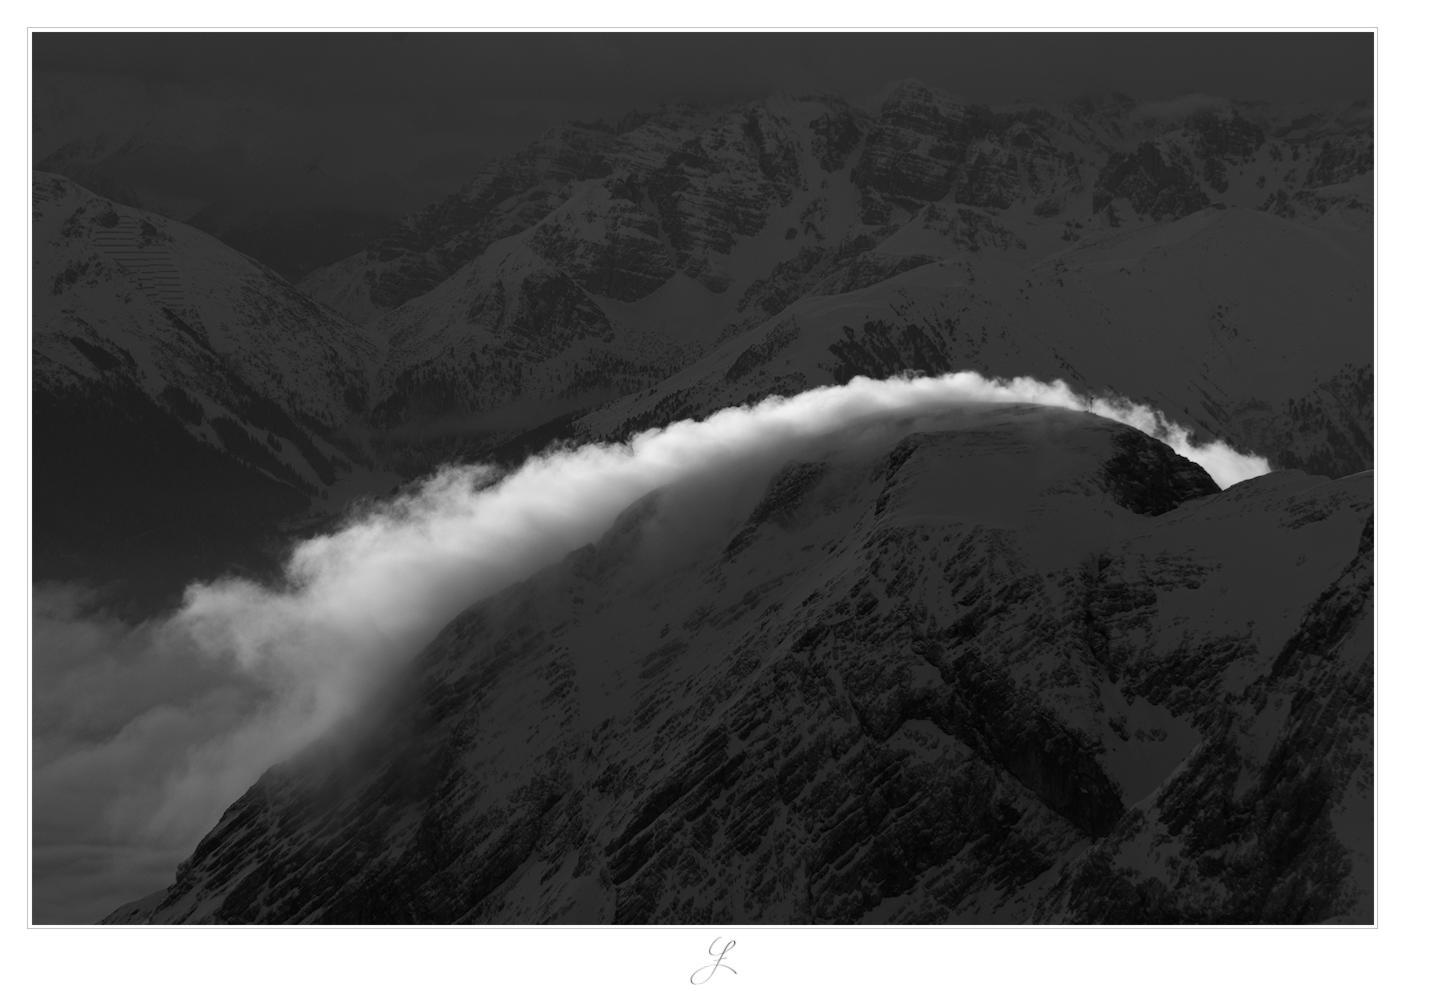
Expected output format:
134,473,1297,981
304,84,1370,477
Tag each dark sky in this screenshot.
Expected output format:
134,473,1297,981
34,31,1373,109
30,31,1373,258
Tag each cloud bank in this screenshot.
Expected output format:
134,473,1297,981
33,371,1269,920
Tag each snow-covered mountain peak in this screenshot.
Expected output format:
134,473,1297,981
107,403,1369,924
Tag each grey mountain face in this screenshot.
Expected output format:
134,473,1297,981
308,86,1370,319
105,408,1373,924
296,85,1372,475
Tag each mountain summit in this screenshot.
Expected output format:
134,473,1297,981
107,407,1372,924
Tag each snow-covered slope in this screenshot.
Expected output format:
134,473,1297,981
362,235,688,467
110,406,1372,923
33,172,381,603
35,174,378,430
295,84,1371,474
582,205,1371,477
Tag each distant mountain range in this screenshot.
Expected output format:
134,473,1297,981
299,83,1372,475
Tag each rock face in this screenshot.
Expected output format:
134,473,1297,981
853,82,1083,221
1093,142,1212,220
288,84,1371,476
110,408,1372,924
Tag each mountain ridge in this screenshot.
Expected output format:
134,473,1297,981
103,407,1372,924
289,82,1372,475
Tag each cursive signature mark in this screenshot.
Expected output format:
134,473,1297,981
690,937,738,985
